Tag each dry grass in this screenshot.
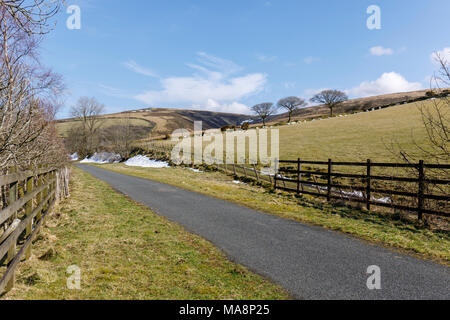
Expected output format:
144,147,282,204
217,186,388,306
3,167,289,300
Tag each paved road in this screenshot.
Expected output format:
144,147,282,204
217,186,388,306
77,164,450,300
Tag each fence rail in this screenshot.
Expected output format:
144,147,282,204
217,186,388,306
276,159,449,220
0,167,70,294
145,143,449,221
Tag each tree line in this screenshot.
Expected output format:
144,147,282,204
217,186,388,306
65,97,146,160
251,90,349,126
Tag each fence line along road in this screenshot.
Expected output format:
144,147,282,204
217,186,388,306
0,167,70,294
143,144,449,221
275,159,449,221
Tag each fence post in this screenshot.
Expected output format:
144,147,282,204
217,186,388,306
36,172,43,222
418,160,425,221
24,171,34,260
233,163,237,176
252,164,259,182
366,159,371,211
6,167,18,292
43,171,49,213
297,158,301,195
327,159,332,202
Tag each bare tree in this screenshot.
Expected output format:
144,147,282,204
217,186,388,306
277,96,307,123
251,102,278,126
385,52,450,225
104,118,138,159
401,53,449,166
0,1,66,169
0,0,61,34
310,90,348,116
70,97,105,155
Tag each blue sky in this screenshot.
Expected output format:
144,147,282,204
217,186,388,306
41,0,450,118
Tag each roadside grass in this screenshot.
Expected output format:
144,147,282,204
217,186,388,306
97,164,450,264
4,167,289,300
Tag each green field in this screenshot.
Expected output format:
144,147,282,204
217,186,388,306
277,101,431,162
4,167,288,300
151,100,434,164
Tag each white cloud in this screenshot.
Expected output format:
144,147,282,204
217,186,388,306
257,54,277,63
431,47,450,64
346,72,422,97
370,46,394,56
123,60,158,77
134,52,266,114
284,82,296,89
205,100,251,114
304,56,319,64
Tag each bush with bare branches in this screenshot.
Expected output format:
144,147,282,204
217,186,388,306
0,0,67,170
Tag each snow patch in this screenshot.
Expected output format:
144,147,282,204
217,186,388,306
81,152,121,164
70,153,79,161
124,155,169,168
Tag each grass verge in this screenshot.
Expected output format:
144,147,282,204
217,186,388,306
3,167,289,300
97,164,450,264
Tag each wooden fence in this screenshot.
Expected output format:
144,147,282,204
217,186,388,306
0,167,70,294
275,159,449,220
144,144,449,220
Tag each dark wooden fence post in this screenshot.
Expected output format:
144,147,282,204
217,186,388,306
327,159,332,202
253,164,259,182
25,172,34,259
36,172,43,222
418,160,425,221
297,158,301,195
366,159,371,211
5,168,18,292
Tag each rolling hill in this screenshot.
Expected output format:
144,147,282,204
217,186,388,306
57,107,257,139
270,89,448,124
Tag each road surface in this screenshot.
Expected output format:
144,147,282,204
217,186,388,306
77,164,450,300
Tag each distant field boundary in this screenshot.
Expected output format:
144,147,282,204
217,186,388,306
0,167,70,294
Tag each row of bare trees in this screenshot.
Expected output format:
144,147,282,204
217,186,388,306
0,0,67,170
65,97,142,159
250,90,348,126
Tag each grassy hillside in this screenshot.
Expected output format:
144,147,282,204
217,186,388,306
277,100,431,162
152,100,435,163
271,89,447,123
57,108,256,139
